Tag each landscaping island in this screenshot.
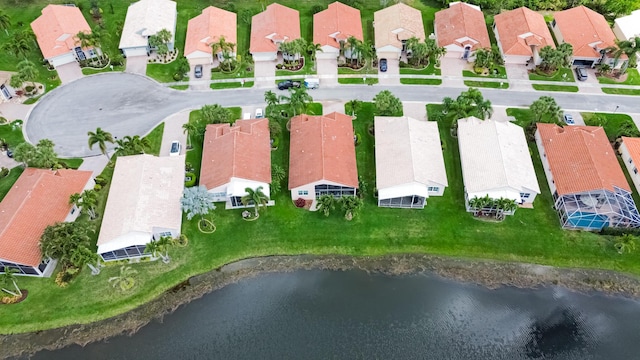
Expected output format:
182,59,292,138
3,253,640,358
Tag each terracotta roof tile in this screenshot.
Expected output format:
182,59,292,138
185,6,237,57
553,6,618,58
313,2,363,49
494,7,554,56
622,137,640,167
31,4,92,59
536,124,629,195
250,3,300,54
0,169,92,267
200,119,272,190
435,3,490,51
288,112,358,189
374,3,425,50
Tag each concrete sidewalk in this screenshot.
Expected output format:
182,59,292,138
78,155,109,178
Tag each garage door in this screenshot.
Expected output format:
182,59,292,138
123,47,149,58
572,59,595,67
51,52,77,67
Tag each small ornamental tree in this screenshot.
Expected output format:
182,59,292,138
1,267,22,297
40,222,93,269
316,195,336,217
341,196,363,221
181,186,217,230
373,90,403,116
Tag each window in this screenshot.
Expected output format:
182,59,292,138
427,187,439,192
634,168,638,175
298,190,308,196
551,19,556,27
629,158,633,164
158,231,172,238
520,193,530,199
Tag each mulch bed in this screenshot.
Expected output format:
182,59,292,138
1,290,28,305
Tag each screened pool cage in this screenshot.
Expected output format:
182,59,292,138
378,195,426,209
554,187,640,231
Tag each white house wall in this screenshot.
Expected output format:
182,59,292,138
503,54,532,65
186,50,213,65
290,179,355,200
466,187,521,203
620,143,640,194
376,48,401,60
318,45,339,59
613,23,627,41
50,52,77,67
551,23,565,44
535,129,558,196
253,52,278,61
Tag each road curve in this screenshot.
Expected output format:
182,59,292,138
26,72,640,157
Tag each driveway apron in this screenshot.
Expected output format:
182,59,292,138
159,110,189,157
254,60,276,89
125,56,148,75
56,62,84,84
440,58,465,88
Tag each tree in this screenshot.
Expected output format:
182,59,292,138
68,245,99,270
346,36,360,63
0,10,11,36
12,139,58,168
108,266,138,291
87,127,114,159
181,185,217,221
241,186,269,217
280,87,313,117
114,135,149,156
341,196,363,221
201,104,232,125
530,96,562,124
316,194,336,217
69,189,99,220
615,234,637,254
616,37,640,68
473,48,492,69
239,9,253,25
182,121,197,148
346,99,361,116
271,164,286,195
17,59,37,88
0,267,22,297
40,222,93,268
373,90,402,116
211,36,236,71
9,73,23,89
557,43,573,68
307,42,322,62
75,31,98,49
145,236,173,263
539,46,565,72
442,88,493,129
13,142,36,167
2,36,29,59
264,90,279,108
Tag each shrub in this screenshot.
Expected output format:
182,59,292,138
276,64,283,69
94,176,107,186
0,117,6,124
271,137,280,149
185,172,196,187
354,133,361,146
600,227,640,237
474,67,484,74
25,86,34,93
311,4,324,14
0,167,8,178
94,184,102,191
399,61,408,68
173,73,183,81
295,198,306,208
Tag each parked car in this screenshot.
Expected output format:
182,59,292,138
255,108,263,118
574,67,588,81
170,141,181,156
304,78,320,89
563,113,575,125
194,65,203,78
379,58,388,72
278,80,301,90
6,149,12,158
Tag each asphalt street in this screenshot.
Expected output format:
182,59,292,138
25,73,639,157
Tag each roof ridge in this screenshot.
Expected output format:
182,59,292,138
582,128,611,191
406,118,419,183
0,170,46,241
490,121,514,189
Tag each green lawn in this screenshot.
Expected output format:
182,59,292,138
532,84,579,92
82,65,125,76
143,123,165,156
462,66,507,79
275,58,316,76
463,80,509,89
338,65,378,75
400,78,443,85
170,85,189,90
581,112,637,140
58,158,84,169
0,166,24,201
210,81,254,90
0,123,26,149
529,68,575,82
399,61,441,75
339,77,379,85
602,88,640,96
598,69,640,85
210,60,255,80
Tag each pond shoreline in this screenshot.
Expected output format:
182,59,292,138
3,253,640,358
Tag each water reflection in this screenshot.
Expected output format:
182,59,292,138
28,270,640,360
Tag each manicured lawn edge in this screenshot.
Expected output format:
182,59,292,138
602,88,640,95
400,78,442,85
532,84,579,92
463,80,508,89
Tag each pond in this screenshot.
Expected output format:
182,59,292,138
30,270,640,359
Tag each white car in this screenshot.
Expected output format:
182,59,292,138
170,141,181,156
255,108,263,118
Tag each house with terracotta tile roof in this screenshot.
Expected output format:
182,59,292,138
185,6,237,66
493,7,554,65
119,0,177,58
435,2,491,61
289,112,358,202
97,154,184,262
535,124,640,231
250,3,300,62
31,4,100,68
374,3,426,60
458,117,540,215
200,119,273,209
313,2,363,60
618,137,640,195
375,116,447,208
551,6,625,68
0,169,92,277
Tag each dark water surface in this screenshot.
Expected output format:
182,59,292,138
33,270,640,359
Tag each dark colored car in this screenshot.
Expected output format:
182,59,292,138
379,58,388,72
277,80,301,90
6,149,13,158
194,65,203,78
574,67,588,81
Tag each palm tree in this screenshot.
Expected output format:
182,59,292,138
69,245,99,269
17,59,37,88
316,194,335,217
115,135,150,156
145,236,173,263
280,87,313,117
341,196,363,221
307,42,323,62
346,99,360,116
241,186,269,217
108,266,138,291
474,48,491,69
346,36,360,64
615,234,637,254
75,31,97,49
1,267,22,297
2,36,30,59
264,90,279,108
87,127,114,160
0,10,11,36
69,192,82,210
182,122,197,149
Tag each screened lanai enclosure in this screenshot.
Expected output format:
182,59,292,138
554,187,640,231
378,195,426,209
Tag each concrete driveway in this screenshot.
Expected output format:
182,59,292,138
125,56,148,75
189,63,211,91
575,67,602,94
254,60,276,88
505,64,531,91
56,62,83,84
440,58,465,87
317,58,337,86
378,58,399,86
0,102,31,122
159,110,189,156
